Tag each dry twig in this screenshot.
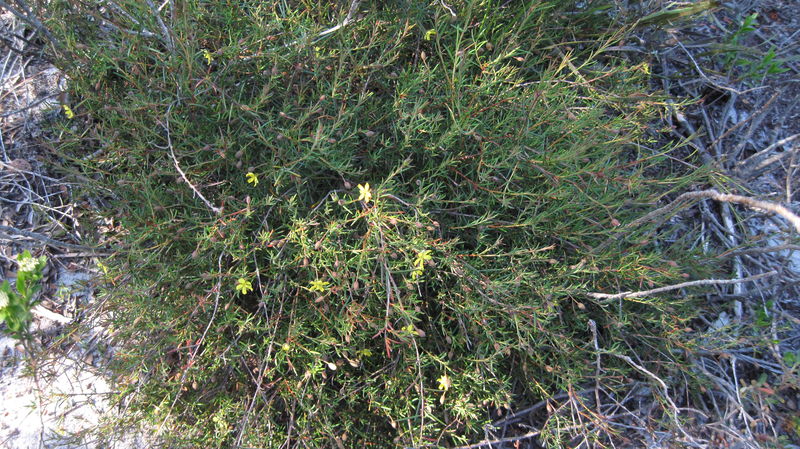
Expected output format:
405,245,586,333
596,189,800,255
315,0,362,40
0,224,104,252
587,270,777,301
162,106,222,215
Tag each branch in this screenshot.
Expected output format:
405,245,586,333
315,0,362,40
1,0,59,46
736,133,800,180
594,189,800,254
587,270,777,301
144,0,173,51
629,190,800,234
0,224,106,253
163,110,222,216
691,189,800,233
717,244,800,259
32,304,71,323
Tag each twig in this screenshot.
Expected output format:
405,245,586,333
676,40,740,96
144,0,173,51
279,0,362,49
604,352,682,421
439,0,456,17
452,415,629,449
0,224,104,252
587,270,777,301
736,134,800,180
717,244,800,259
31,304,71,323
490,391,573,427
589,320,602,420
315,0,362,40
0,0,59,46
156,253,223,436
734,127,797,173
162,108,222,215
710,91,780,158
450,426,563,449
0,93,59,118
719,202,744,298
696,189,800,233
594,189,800,254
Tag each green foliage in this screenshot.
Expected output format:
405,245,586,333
637,0,719,27
0,251,47,338
717,13,789,83
43,0,703,447
783,350,800,369
755,300,774,328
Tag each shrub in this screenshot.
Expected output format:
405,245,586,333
42,0,700,446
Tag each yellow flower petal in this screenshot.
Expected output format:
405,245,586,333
246,172,259,186
309,280,330,292
62,104,75,119
437,374,451,391
356,183,372,203
202,49,214,65
236,278,253,295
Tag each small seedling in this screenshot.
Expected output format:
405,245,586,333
0,251,47,340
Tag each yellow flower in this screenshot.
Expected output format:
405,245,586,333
356,183,372,204
62,104,75,119
202,49,214,65
424,29,437,41
235,277,253,295
411,249,433,281
413,250,432,268
309,279,330,292
437,374,451,391
246,172,259,186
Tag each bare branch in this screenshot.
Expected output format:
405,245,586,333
162,109,222,216
0,224,106,252
144,0,173,51
695,189,800,233
315,0,362,40
631,190,800,234
587,270,777,301
1,0,58,46
736,134,800,180
717,243,800,259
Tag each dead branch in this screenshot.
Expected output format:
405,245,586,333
600,189,800,253
144,0,173,51
315,0,362,40
162,108,222,216
587,270,777,301
736,133,800,180
0,224,104,252
696,189,800,233
717,243,800,259
0,0,58,46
